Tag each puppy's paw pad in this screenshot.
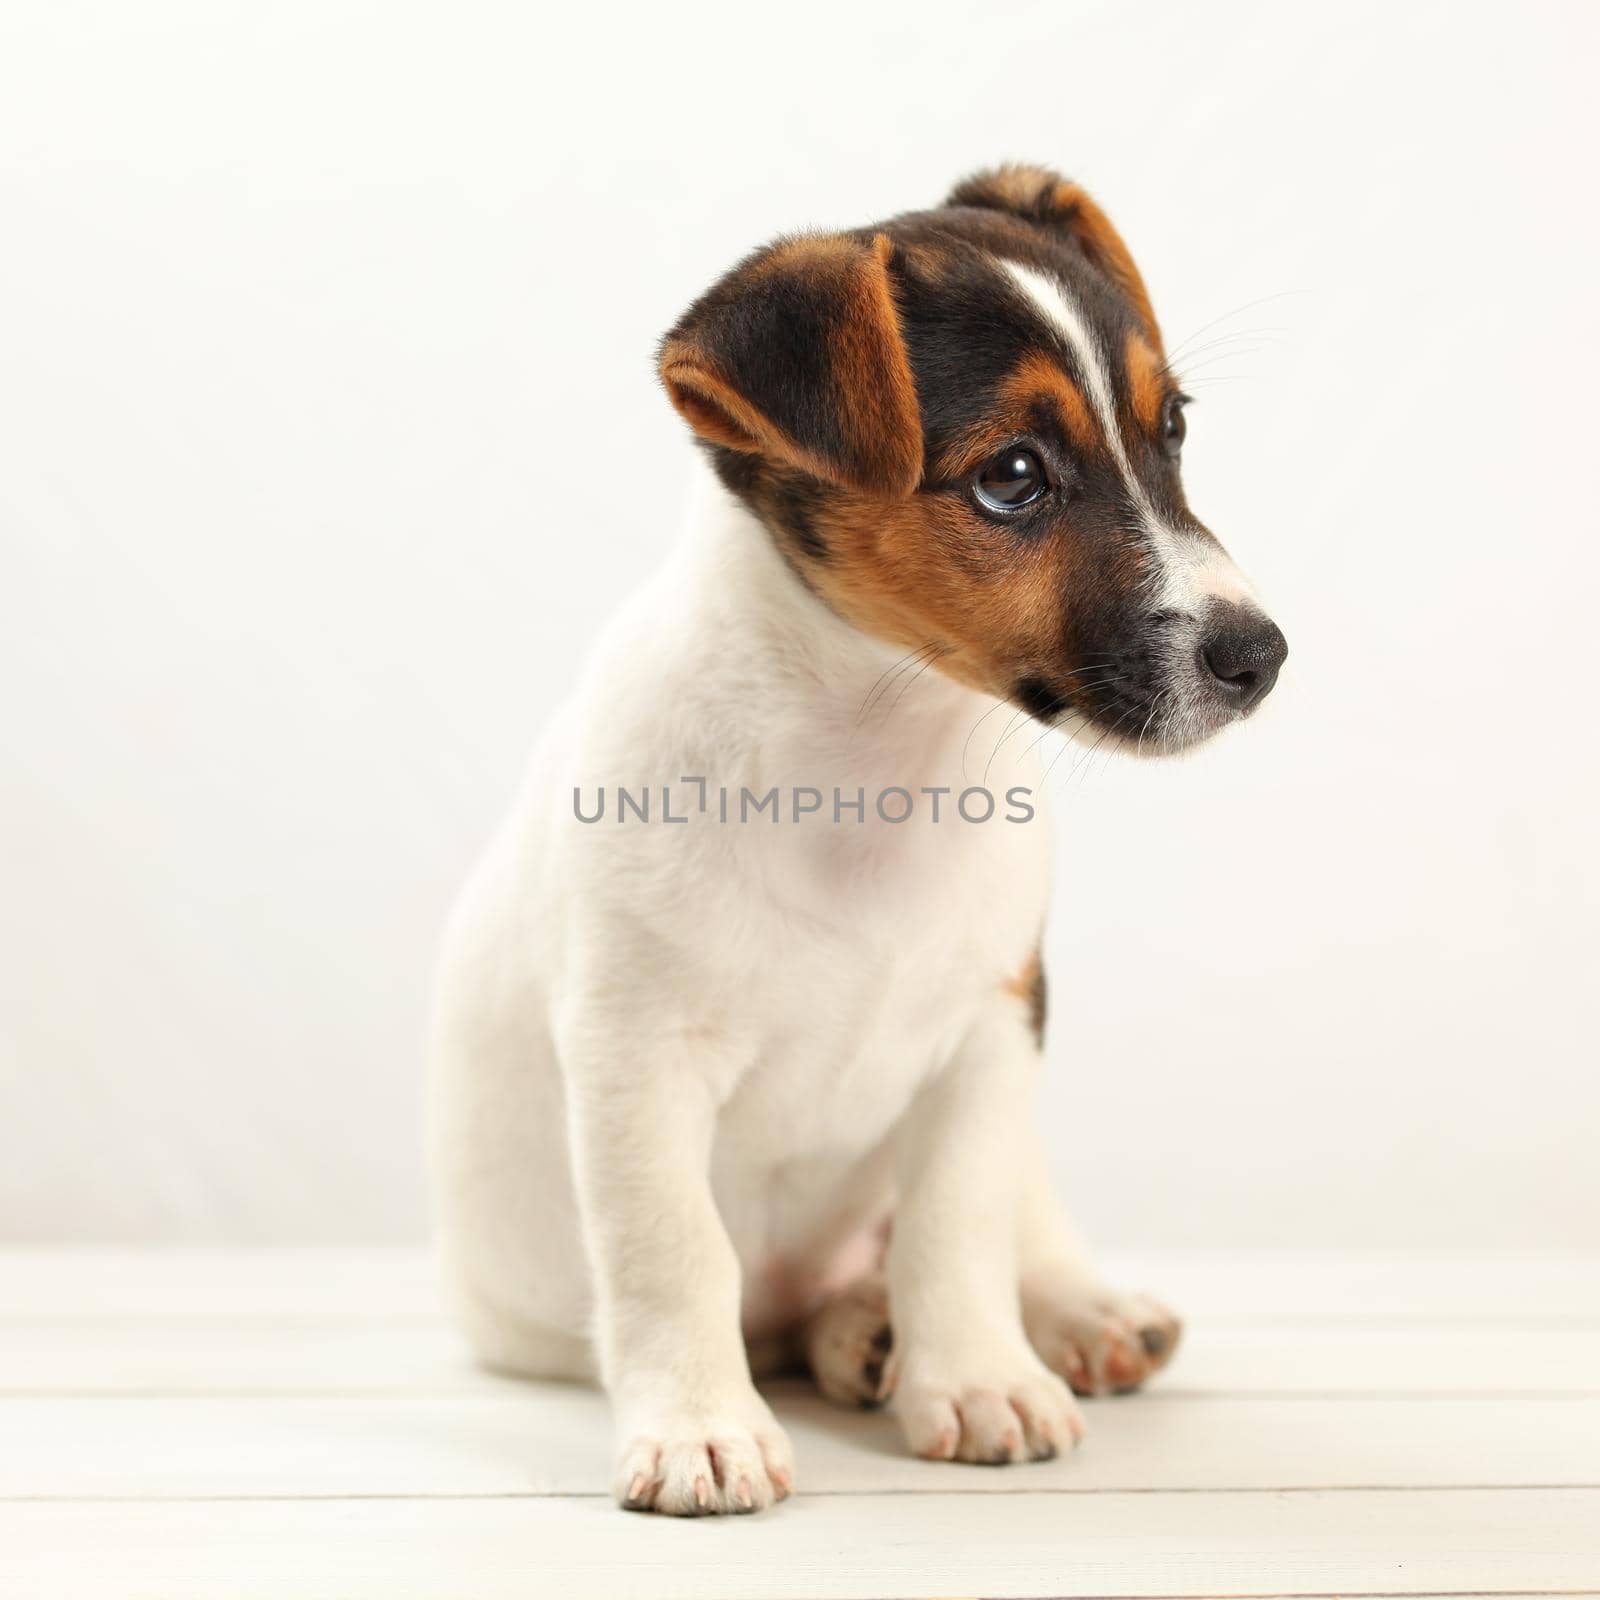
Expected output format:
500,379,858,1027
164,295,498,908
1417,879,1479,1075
1027,1289,1183,1396
612,1414,794,1516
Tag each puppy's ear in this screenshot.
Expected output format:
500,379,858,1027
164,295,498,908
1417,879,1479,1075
946,164,1160,343
659,232,923,499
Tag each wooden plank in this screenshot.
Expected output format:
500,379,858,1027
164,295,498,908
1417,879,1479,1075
2,1489,1596,1600
3,1319,1597,1397
1108,1253,1600,1323
1169,1324,1600,1395
0,1321,479,1394
0,1251,441,1320
1,1251,1594,1323
3,1385,1597,1500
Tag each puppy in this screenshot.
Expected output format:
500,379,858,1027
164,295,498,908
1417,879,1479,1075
430,164,1287,1516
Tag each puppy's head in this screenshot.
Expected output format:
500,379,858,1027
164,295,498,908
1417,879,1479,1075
659,164,1287,754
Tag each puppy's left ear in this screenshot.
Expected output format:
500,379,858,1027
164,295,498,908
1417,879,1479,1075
659,233,923,499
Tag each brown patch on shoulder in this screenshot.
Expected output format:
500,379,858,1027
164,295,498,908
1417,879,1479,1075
1004,949,1048,1047
1124,332,1168,433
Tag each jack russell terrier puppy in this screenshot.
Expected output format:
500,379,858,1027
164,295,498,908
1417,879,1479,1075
430,164,1288,1516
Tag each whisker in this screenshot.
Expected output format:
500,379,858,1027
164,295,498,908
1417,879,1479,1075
1060,701,1142,792
965,658,1128,781
1097,702,1146,779
1049,690,1149,793
1013,669,1129,764
960,697,1009,786
883,644,947,721
1160,289,1309,369
982,708,1032,787
1169,346,1274,382
1011,662,1126,755
1017,721,1057,765
1158,328,1288,376
855,641,940,728
854,647,921,727
1033,676,1130,784
1040,717,1086,784
1135,689,1171,758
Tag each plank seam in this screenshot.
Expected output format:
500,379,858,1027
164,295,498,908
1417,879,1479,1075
6,1483,1598,1504
4,1388,1598,1400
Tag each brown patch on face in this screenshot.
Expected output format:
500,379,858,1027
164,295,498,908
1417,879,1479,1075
751,342,1153,709
931,350,1097,483
791,485,1071,700
1003,949,1047,1047
764,328,1152,704
1124,332,1168,433
659,231,923,498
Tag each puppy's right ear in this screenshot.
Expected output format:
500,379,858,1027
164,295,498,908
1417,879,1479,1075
946,164,1160,344
658,233,923,499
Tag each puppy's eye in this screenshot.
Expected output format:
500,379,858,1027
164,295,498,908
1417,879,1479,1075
974,448,1047,512
1161,395,1188,459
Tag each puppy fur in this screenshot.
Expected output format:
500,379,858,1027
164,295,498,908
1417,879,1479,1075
430,165,1285,1515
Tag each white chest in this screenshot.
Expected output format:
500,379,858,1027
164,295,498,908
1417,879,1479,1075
709,796,1051,1162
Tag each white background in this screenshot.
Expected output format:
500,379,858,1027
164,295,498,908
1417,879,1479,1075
3,0,1596,1249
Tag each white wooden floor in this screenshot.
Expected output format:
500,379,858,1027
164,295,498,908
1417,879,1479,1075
2,1251,1597,1599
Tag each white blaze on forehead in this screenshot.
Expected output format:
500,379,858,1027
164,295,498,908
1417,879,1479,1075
997,259,1255,612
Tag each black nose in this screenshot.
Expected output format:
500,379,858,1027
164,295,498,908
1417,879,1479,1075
1199,607,1288,713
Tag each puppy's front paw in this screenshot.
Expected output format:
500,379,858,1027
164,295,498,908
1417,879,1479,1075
612,1397,795,1515
893,1345,1085,1464
1024,1286,1183,1395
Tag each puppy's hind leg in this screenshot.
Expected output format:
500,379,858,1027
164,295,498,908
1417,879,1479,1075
800,1272,895,1409
432,986,600,1385
1016,1130,1183,1395
450,1283,597,1383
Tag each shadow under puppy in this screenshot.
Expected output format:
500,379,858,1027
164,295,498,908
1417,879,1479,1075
430,164,1288,1515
